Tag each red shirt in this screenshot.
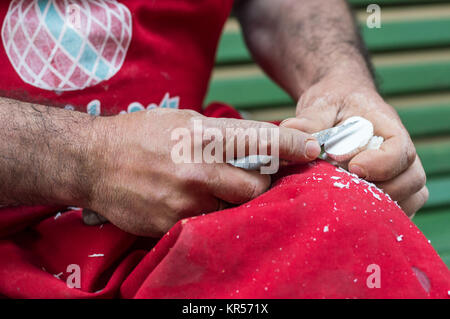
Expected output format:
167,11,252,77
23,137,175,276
0,0,234,115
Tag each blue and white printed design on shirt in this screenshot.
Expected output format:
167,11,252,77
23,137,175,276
84,93,180,116
2,0,132,91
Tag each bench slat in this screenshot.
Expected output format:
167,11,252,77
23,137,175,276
217,18,450,64
206,61,450,108
416,139,450,176
239,103,450,138
362,19,450,52
424,175,450,209
348,0,449,7
378,62,450,95
414,207,450,258
397,103,450,138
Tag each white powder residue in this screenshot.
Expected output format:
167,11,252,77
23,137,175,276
336,167,347,174
323,225,329,233
368,185,382,201
53,272,63,279
331,176,341,180
333,182,350,189
396,235,404,242
367,136,384,150
352,178,360,184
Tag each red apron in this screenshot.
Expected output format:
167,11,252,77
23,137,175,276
0,0,448,298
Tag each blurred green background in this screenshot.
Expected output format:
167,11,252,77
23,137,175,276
206,0,450,266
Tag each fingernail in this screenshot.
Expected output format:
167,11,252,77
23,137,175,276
306,140,321,159
350,164,366,178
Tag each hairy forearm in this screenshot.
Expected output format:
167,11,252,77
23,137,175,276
0,98,101,207
236,0,375,100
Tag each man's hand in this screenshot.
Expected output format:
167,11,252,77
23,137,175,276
280,72,428,217
235,0,428,217
76,109,321,236
0,100,320,237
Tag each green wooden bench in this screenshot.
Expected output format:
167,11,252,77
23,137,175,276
206,0,450,266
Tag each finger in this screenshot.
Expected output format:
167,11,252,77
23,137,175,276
398,186,429,218
277,126,321,162
176,194,224,217
205,117,321,162
281,100,339,134
376,156,426,202
206,164,271,204
348,112,416,181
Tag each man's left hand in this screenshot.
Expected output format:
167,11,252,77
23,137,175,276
280,73,428,217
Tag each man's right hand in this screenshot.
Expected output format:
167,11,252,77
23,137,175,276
85,108,321,237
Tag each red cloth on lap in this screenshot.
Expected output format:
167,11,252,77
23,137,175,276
0,161,449,298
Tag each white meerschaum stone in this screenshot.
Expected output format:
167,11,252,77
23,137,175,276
325,116,374,162
366,135,384,150
228,155,272,170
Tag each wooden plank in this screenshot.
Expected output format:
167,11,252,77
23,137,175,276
240,102,450,138
387,91,450,107
397,103,450,137
414,207,450,254
217,18,450,64
216,31,250,65
348,0,449,7
424,175,450,209
206,60,450,109
416,139,450,177
377,62,450,95
240,92,450,119
362,18,450,52
355,3,450,21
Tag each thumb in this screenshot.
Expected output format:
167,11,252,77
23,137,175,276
280,104,337,134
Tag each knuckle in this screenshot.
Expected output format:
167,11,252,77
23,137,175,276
176,165,209,187
405,145,417,166
416,168,427,189
246,175,270,200
374,166,392,181
183,109,201,117
240,179,261,202
281,132,300,158
420,186,429,204
169,197,195,215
